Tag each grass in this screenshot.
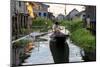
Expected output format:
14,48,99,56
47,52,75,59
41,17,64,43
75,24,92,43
13,39,31,48
71,28,96,51
60,18,96,52
60,19,83,32
32,17,53,32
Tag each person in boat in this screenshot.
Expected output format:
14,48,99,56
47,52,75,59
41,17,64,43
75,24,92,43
52,21,61,32
51,21,64,38
50,21,69,63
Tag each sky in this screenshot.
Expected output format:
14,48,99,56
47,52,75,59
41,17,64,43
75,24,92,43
45,3,85,17
20,0,96,5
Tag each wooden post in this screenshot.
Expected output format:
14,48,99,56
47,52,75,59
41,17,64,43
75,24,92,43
22,14,24,35
38,42,40,52
16,14,19,39
27,16,32,34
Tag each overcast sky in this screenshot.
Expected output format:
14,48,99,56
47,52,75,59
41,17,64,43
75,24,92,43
20,0,96,5
45,3,85,17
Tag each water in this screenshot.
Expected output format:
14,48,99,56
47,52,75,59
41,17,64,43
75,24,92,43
22,33,54,65
22,28,84,65
67,38,84,62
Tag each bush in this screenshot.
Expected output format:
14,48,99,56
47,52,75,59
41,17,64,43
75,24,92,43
71,28,96,51
20,28,29,35
32,17,53,32
13,39,31,48
60,19,83,32
13,39,32,65
32,17,52,27
60,19,96,52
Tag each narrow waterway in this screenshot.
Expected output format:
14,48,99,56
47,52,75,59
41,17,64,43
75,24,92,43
22,29,84,65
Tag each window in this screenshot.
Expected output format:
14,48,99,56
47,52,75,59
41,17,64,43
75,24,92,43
19,1,21,7
39,12,41,16
39,6,41,10
44,13,46,16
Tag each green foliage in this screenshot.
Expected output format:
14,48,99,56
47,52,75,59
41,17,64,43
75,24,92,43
60,19,83,32
14,39,31,48
32,17,53,32
71,28,96,51
20,28,28,35
60,18,96,52
32,17,52,27
69,20,83,32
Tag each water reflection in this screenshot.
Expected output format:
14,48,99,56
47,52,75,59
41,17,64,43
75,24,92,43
22,32,83,65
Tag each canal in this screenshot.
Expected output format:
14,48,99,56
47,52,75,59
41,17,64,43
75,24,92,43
22,29,84,65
